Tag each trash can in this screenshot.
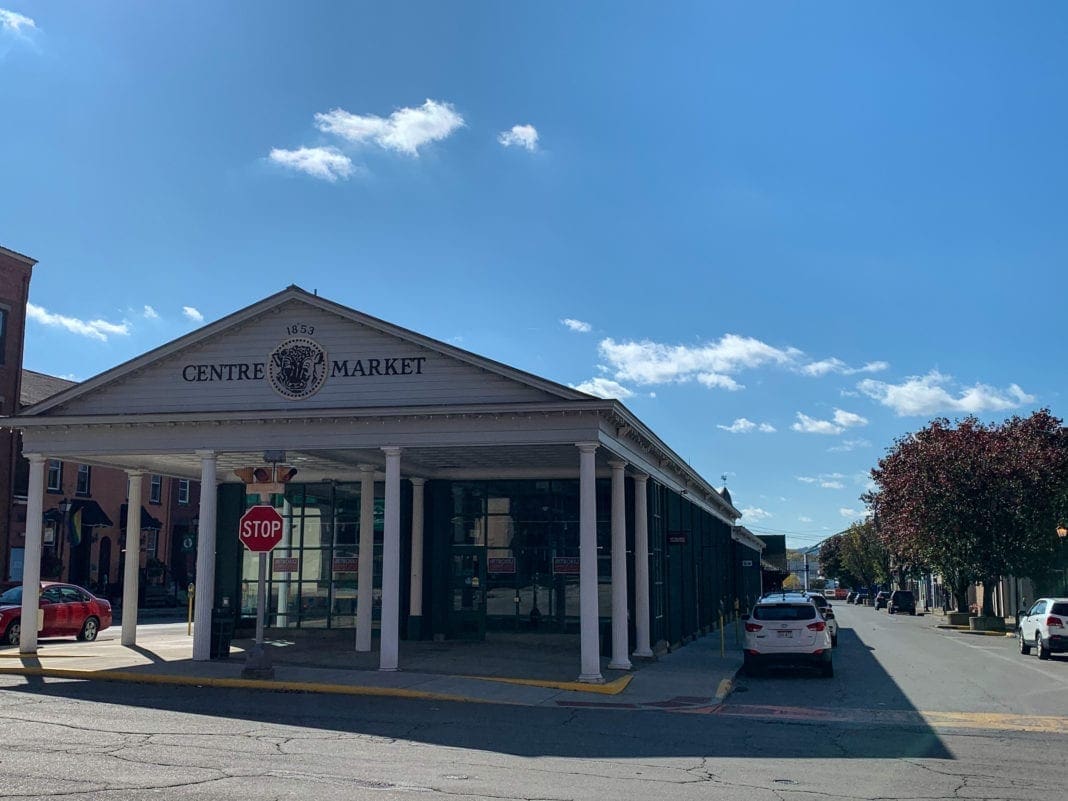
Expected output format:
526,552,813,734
210,609,234,660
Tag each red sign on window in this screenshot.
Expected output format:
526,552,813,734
332,557,359,573
552,557,581,575
272,557,298,573
487,557,516,574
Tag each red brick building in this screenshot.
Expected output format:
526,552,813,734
1,245,200,602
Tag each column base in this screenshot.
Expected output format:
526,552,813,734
578,672,605,684
631,648,655,661
379,666,400,673
608,659,633,671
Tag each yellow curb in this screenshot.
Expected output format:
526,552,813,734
0,666,496,704
714,677,733,702
459,672,634,695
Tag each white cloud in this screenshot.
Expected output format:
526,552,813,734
799,516,813,523
858,370,1034,417
820,480,845,490
717,418,776,434
314,99,464,156
571,377,634,399
561,318,591,333
268,147,354,182
796,473,845,489
828,438,871,453
801,358,889,377
833,409,868,428
143,305,159,320
598,334,801,388
839,508,860,518
791,408,868,435
796,476,818,484
0,8,35,34
26,303,129,342
183,306,204,322
498,124,539,151
740,507,772,522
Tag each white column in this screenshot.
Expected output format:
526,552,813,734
276,498,293,626
379,447,402,671
19,454,47,654
408,477,426,636
577,441,603,683
608,459,631,670
192,451,218,661
631,473,653,658
355,465,376,652
121,471,144,647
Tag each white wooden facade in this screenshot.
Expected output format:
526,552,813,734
6,286,740,680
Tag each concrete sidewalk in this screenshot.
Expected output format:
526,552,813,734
0,622,743,712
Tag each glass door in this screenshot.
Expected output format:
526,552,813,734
448,545,486,640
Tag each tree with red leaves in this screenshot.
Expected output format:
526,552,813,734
869,410,1068,616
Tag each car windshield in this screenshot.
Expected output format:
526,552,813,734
0,586,22,605
753,604,817,621
1051,602,1068,616
893,592,914,600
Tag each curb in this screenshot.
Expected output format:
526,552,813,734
460,673,634,695
936,624,1014,637
0,666,496,704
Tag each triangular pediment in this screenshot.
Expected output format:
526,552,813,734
25,287,589,418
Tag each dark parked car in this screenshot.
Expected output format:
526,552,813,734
853,592,869,605
845,592,856,603
888,590,917,615
0,582,113,646
874,591,889,610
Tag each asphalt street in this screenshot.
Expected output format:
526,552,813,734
0,604,1066,800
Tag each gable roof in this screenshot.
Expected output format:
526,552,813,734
20,285,595,416
20,370,77,408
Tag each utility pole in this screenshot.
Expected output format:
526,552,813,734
804,552,810,591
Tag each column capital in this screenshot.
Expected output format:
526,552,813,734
194,449,216,459
125,469,145,478
607,459,627,470
381,446,403,457
23,453,46,464
410,476,427,487
632,472,649,484
358,464,377,475
575,441,599,454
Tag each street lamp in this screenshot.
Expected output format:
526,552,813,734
1057,523,1067,539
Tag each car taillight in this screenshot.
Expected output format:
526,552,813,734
807,621,826,632
1046,616,1064,628
744,622,763,632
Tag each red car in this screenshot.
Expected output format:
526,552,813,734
0,582,112,646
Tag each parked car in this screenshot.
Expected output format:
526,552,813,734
874,591,889,610
853,592,869,605
0,582,112,646
888,590,917,615
742,597,834,677
845,592,856,604
1017,597,1068,660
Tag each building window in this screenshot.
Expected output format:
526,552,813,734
142,530,159,556
76,464,91,496
177,479,190,505
0,306,7,366
149,475,162,504
47,460,62,492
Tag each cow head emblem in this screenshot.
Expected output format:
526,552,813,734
268,337,327,400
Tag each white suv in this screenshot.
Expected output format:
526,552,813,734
759,591,839,647
1018,597,1068,660
743,596,835,677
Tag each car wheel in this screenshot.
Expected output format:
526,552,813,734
4,620,20,647
1019,630,1031,654
1037,632,1051,660
77,617,99,642
821,661,834,678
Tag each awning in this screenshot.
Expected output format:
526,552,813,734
60,499,114,527
68,499,113,529
119,504,163,531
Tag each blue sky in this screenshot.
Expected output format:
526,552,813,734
3,2,1067,548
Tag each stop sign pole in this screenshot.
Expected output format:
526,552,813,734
238,505,285,676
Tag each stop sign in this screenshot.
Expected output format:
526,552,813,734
238,505,285,552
